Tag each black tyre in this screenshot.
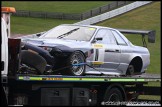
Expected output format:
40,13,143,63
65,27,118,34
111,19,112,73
104,88,123,102
126,64,134,75
20,50,47,74
66,51,86,76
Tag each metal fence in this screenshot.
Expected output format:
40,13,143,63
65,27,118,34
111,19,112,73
12,1,133,20
74,1,152,25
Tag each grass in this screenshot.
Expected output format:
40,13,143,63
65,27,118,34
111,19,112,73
96,2,161,74
10,16,78,35
2,1,110,13
138,82,161,101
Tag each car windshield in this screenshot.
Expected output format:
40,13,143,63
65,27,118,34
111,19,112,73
39,25,96,41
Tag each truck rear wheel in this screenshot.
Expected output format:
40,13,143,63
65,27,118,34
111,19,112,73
104,88,123,104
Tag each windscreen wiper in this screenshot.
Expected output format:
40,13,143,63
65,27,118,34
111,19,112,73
57,28,80,39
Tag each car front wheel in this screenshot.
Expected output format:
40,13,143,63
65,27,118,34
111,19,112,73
66,51,86,76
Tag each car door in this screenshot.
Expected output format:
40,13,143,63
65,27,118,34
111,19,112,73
111,30,131,67
92,29,121,71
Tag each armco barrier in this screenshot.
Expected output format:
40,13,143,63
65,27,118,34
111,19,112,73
12,1,133,20
74,1,152,25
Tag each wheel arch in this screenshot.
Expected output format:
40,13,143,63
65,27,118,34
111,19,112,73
129,56,143,73
74,50,87,59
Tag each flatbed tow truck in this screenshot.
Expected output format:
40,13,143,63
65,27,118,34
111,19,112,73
6,74,160,106
1,7,161,106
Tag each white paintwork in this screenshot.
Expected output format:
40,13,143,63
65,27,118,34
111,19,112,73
1,18,8,76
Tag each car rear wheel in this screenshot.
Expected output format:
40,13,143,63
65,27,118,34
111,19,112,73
66,51,86,76
126,64,134,75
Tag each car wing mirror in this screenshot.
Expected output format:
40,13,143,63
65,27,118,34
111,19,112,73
92,37,103,43
36,31,46,37
96,37,103,41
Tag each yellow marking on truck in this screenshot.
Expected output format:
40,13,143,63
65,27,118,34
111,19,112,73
17,76,158,82
63,78,80,81
92,61,104,65
81,78,104,81
136,79,145,81
110,79,136,82
60,78,104,81
30,77,42,80
18,77,23,80
44,78,63,81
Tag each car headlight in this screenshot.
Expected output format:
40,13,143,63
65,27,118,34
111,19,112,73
42,46,53,52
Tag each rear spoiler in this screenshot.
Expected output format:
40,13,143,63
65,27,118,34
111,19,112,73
117,29,155,47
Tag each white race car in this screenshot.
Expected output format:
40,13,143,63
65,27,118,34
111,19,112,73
21,24,153,76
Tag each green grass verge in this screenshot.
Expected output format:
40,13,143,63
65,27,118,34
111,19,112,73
2,1,110,13
96,2,161,74
138,82,161,101
10,16,78,35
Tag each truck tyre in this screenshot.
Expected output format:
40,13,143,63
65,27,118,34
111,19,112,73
21,50,47,74
66,51,86,76
104,88,123,102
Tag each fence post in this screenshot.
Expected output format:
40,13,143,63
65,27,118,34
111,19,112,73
107,4,110,11
28,11,30,17
45,12,47,19
90,10,92,17
124,1,126,5
117,1,119,7
99,7,102,14
80,13,83,20
62,13,64,20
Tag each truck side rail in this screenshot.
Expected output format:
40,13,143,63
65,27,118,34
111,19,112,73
16,73,161,82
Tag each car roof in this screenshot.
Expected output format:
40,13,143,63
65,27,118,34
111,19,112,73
59,24,115,30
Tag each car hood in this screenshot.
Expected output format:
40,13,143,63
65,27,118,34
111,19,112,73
23,38,91,49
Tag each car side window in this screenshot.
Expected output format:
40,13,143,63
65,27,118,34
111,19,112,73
95,29,117,45
111,30,127,45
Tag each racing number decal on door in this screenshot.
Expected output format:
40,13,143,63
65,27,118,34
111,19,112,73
92,44,105,65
